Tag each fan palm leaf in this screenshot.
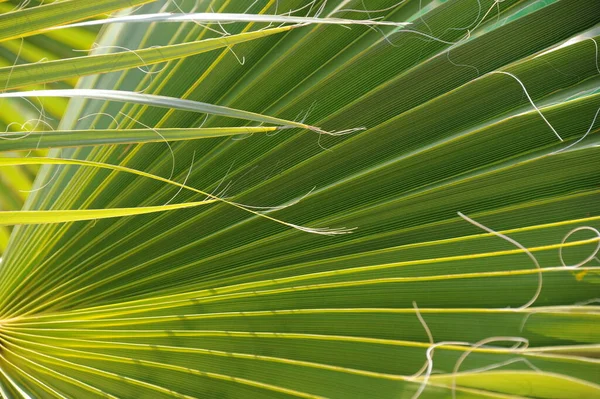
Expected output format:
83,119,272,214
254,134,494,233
0,0,599,398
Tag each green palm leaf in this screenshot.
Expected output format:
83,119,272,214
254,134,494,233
0,0,599,398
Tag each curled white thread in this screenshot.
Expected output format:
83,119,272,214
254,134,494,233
411,341,470,399
451,336,531,399
118,111,176,181
552,107,600,155
458,212,542,310
559,226,600,269
410,301,470,399
590,37,600,74
164,151,195,206
490,71,563,141
411,303,536,399
77,112,120,129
